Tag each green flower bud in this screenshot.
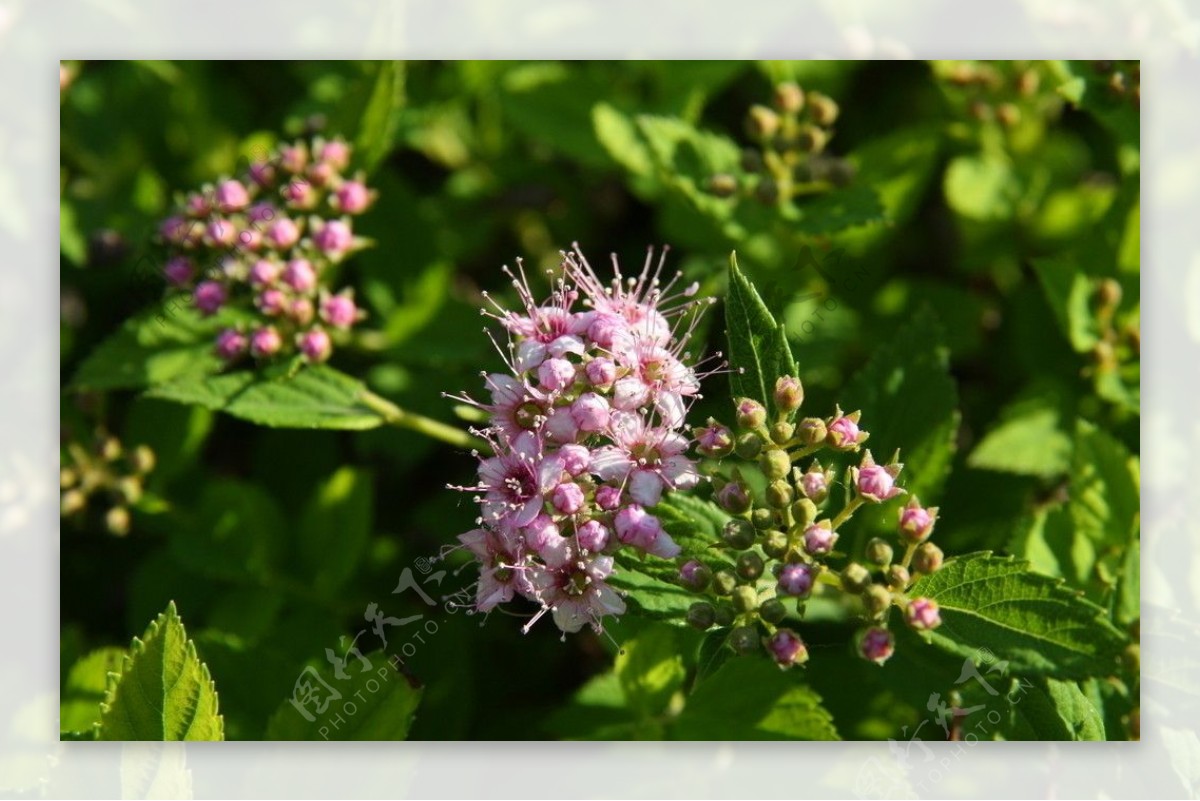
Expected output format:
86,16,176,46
841,562,872,594
740,148,764,173
105,505,131,537
797,417,827,446
796,124,827,154
808,92,839,125
60,467,78,489
707,173,738,198
1017,69,1040,97
1097,278,1123,310
61,488,86,516
729,625,761,655
97,435,122,462
714,603,736,627
791,498,818,527
865,537,894,567
911,542,944,575
745,104,781,140
712,570,738,596
760,448,791,481
766,479,794,510
770,421,795,445
115,476,142,506
773,82,805,114
130,445,156,474
863,584,892,618
734,431,764,460
736,551,765,582
887,565,911,589
773,375,804,413
751,507,776,530
996,102,1021,128
755,177,779,205
732,584,759,613
759,597,788,625
679,560,713,592
716,481,753,515
761,528,789,559
686,601,717,630
735,398,768,431
723,518,757,550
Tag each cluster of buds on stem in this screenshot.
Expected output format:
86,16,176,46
449,245,721,635
683,375,947,668
706,82,854,207
936,60,1068,130
157,135,376,365
60,431,155,537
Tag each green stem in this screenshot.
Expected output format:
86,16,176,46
360,389,489,452
899,542,917,572
788,444,822,463
831,496,864,530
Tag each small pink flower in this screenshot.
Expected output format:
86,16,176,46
256,288,287,316
281,178,317,209
248,259,280,287
266,217,300,249
214,328,246,361
321,293,358,329
279,142,308,174
247,202,276,224
859,627,895,664
313,219,353,255
318,139,351,171
282,259,317,293
458,528,524,612
777,562,815,598
537,357,576,393
527,548,626,633
576,519,610,553
853,451,905,503
159,215,189,244
550,482,586,515
249,326,282,358
905,597,941,631
307,161,335,187
163,256,194,286
570,392,610,432
193,281,226,316
768,629,809,669
298,328,332,363
899,498,937,543
248,161,275,187
475,431,563,530
613,504,681,558
335,180,372,214
803,524,838,556
215,179,250,212
185,193,212,217
205,219,236,248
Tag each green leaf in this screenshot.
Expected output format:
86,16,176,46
637,114,741,221
170,479,286,583
60,647,126,734
354,61,405,174
695,629,732,683
1032,257,1101,352
147,365,385,430
1066,419,1140,592
498,63,613,168
298,467,374,593
968,399,1072,477
1053,60,1139,154
616,623,687,719
71,306,249,392
909,553,1127,679
790,184,887,236
97,602,224,741
725,252,798,411
265,650,422,740
842,306,959,503
672,656,839,740
592,101,654,179
944,152,1019,221
1002,678,1106,740
607,560,698,622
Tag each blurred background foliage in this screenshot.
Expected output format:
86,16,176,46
59,59,1139,741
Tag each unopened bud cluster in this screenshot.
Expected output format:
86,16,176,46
706,83,854,207
683,375,947,668
157,136,375,365
60,431,156,537
937,60,1072,131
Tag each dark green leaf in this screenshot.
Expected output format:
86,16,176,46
725,252,798,411
298,467,374,593
1001,678,1106,740
616,623,687,718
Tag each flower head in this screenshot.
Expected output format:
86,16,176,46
905,597,941,631
852,450,905,503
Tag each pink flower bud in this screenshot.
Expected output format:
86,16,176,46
695,421,734,459
827,415,862,450
249,326,283,358
266,217,300,250
801,468,829,503
768,628,809,668
185,193,212,217
628,469,664,507
576,519,610,552
855,454,905,503
248,259,280,287
214,328,246,361
587,313,626,348
289,297,316,326
595,485,622,511
550,482,585,515
159,215,189,244
279,143,308,174
678,559,712,592
256,289,285,316
544,405,580,444
335,180,372,214
905,597,941,631
282,259,317,293
205,219,236,248
318,139,351,171
716,481,751,514
236,227,263,251
538,357,576,392
615,505,664,551
320,294,358,329
313,220,353,255
298,328,332,363
570,392,610,432
281,178,317,209
307,161,335,188
248,161,275,187
803,523,838,556
584,357,617,389
777,562,815,598
899,500,937,543
555,444,589,477
163,256,194,286
859,626,895,664
193,281,226,316
522,513,561,551
215,179,250,212
247,202,276,224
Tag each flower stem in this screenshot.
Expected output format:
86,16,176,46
360,389,489,452
900,542,917,571
831,496,864,530
788,444,822,463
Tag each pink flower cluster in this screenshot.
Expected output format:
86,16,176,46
157,136,375,365
451,246,716,635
